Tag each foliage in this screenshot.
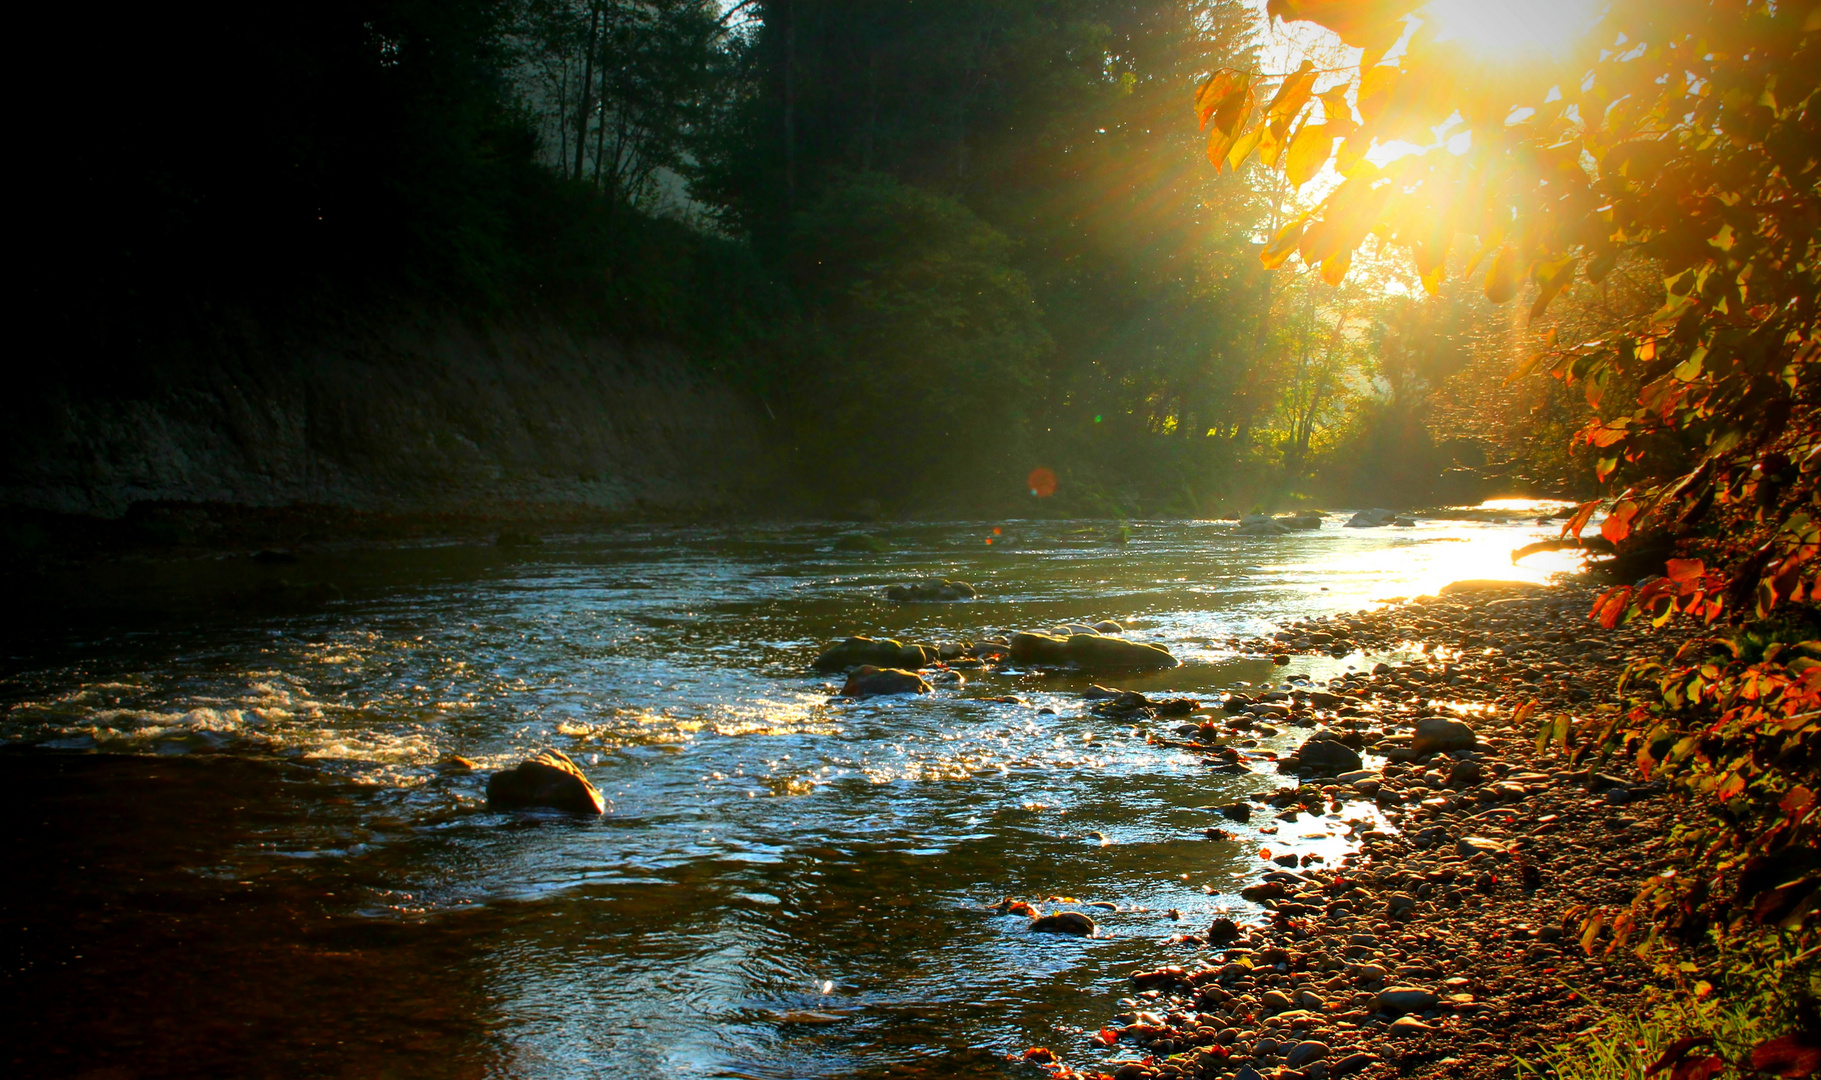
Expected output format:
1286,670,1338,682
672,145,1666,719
1514,935,1819,1080
1203,0,1821,603
1220,0,1821,1050
783,173,1049,502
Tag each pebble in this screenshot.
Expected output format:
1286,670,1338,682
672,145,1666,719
1375,987,1439,1014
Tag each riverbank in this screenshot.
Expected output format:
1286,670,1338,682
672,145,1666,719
1061,579,1700,1080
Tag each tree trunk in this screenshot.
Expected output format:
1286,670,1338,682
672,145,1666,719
574,1,601,181
782,0,796,204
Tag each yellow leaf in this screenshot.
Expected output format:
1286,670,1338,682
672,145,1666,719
1258,117,1289,167
1335,135,1369,176
1195,69,1247,130
1285,123,1334,187
1262,219,1306,269
1579,911,1605,955
1529,256,1579,320
1267,61,1317,122
1357,64,1400,122
1227,124,1267,171
1321,247,1353,286
1208,124,1240,169
1484,247,1519,305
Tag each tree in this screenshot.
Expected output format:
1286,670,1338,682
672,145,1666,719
1204,0,1821,986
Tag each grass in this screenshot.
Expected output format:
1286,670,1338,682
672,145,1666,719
1515,934,1818,1080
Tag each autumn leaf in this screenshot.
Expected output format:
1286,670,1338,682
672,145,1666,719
1265,60,1317,123
1484,247,1519,304
1591,585,1634,629
1671,1056,1726,1080
1530,256,1578,320
1195,69,1245,130
1666,559,1705,583
1646,1037,1717,1077
1261,219,1306,269
1285,123,1334,187
1602,500,1641,544
1562,499,1600,540
1751,1032,1821,1078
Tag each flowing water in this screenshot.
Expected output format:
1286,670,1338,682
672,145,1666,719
1,512,1577,1079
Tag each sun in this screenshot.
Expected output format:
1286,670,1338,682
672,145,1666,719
1419,0,1604,61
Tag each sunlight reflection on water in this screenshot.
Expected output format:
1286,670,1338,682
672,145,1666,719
3,507,1582,1078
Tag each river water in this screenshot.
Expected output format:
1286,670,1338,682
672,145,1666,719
1,511,1576,1079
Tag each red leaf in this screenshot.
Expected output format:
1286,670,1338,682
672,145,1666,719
1602,500,1640,544
1671,1055,1726,1080
1562,499,1601,540
1647,1037,1716,1077
1591,586,1634,629
1667,559,1706,583
1752,1032,1821,1077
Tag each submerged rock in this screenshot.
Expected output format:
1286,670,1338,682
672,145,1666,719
812,636,933,672
486,750,606,814
840,666,931,698
833,533,890,552
1029,911,1097,935
883,579,976,602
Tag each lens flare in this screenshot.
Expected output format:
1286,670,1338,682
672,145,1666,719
1420,0,1602,62
1027,468,1058,498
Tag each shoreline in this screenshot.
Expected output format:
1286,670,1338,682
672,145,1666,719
1059,579,1697,1080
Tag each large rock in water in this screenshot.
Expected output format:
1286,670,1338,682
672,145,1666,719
1412,716,1478,755
883,579,976,602
1029,911,1096,935
1010,632,1177,671
1296,735,1363,775
813,636,933,672
1345,508,1398,528
486,750,606,814
840,666,931,698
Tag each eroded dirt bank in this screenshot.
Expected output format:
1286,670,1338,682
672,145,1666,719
1,314,785,524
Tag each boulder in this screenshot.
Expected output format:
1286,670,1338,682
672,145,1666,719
840,666,932,698
1277,512,1323,530
1092,620,1123,634
1411,716,1478,755
1065,633,1179,671
1237,515,1292,536
1207,916,1241,944
1295,736,1363,776
1010,632,1178,671
486,751,606,814
1286,1042,1330,1069
1218,802,1253,822
1029,911,1096,935
813,636,933,672
883,579,976,602
1345,508,1398,528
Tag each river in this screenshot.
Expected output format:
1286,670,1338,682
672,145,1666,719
1,510,1578,1079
